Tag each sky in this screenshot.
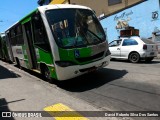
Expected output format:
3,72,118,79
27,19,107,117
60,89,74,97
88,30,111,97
0,0,38,33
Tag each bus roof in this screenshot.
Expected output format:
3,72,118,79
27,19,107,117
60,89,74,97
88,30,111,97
5,4,92,32
38,4,92,11
5,21,19,33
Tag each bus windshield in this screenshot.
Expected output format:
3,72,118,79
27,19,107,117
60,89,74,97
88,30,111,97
46,9,106,48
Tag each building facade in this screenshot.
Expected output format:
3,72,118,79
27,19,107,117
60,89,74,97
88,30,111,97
70,0,143,18
100,0,160,41
100,0,160,52
38,0,143,17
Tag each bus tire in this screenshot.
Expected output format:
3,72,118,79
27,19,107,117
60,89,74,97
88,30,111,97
16,58,21,69
41,65,52,83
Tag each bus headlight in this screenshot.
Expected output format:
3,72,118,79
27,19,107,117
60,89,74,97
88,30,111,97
55,61,76,67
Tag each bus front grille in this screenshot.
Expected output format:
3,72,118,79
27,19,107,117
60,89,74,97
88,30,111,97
76,51,104,63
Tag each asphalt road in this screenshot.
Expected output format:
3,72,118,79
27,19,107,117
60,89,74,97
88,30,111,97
0,59,160,120
59,59,160,111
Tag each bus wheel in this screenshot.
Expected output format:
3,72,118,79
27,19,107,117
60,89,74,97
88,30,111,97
16,58,21,69
43,66,52,83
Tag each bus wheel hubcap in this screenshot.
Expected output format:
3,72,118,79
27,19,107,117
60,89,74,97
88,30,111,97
45,68,50,79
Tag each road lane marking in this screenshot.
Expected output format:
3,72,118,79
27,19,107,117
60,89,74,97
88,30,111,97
44,103,89,120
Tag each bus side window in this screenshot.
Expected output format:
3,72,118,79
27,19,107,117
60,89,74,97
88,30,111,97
32,14,50,52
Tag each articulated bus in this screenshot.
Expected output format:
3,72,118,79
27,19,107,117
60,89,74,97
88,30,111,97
5,4,110,81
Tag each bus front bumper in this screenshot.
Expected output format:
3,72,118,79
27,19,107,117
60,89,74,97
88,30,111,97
55,55,111,80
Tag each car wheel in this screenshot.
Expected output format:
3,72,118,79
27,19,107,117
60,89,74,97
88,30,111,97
129,52,140,63
145,57,154,62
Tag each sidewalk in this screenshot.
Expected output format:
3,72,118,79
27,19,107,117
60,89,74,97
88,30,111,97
0,60,120,120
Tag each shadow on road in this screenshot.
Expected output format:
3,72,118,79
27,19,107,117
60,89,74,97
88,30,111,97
0,65,21,80
139,60,160,64
0,98,18,120
111,59,160,64
55,68,128,92
13,64,128,92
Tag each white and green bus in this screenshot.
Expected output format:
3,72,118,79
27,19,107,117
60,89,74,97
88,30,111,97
5,4,111,81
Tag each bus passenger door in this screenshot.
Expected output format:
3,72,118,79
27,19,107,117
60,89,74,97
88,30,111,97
23,21,37,69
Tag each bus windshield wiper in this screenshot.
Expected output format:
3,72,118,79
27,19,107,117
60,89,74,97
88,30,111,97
74,27,80,47
85,28,102,42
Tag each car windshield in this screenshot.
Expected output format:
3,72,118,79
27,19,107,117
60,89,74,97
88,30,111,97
46,9,106,48
109,40,122,47
141,38,155,44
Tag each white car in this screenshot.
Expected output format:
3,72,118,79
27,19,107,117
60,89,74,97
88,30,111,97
109,36,158,63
